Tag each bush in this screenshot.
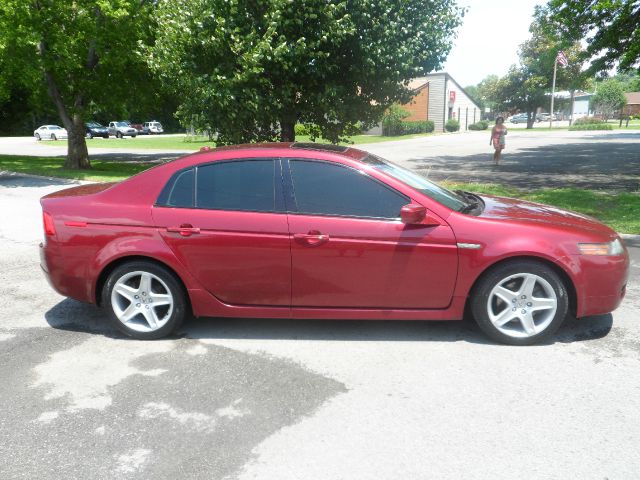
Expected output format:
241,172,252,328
382,105,410,136
295,124,309,136
573,117,604,125
468,120,489,130
445,119,460,132
568,123,614,131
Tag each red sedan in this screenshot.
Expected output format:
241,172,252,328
40,143,629,345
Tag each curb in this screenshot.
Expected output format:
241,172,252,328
0,170,90,184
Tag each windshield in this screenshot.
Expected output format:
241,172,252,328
116,122,129,127
48,126,62,130
86,122,103,128
363,154,466,211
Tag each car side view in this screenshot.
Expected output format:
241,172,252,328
40,143,629,345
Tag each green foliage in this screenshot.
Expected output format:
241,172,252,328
543,1,640,73
468,120,489,130
573,117,604,125
150,0,464,144
0,0,157,167
445,119,460,132
591,80,627,119
381,105,409,135
568,123,614,131
383,120,434,136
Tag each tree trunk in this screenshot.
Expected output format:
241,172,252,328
280,118,296,142
526,111,535,129
569,90,575,126
65,113,90,169
39,41,91,169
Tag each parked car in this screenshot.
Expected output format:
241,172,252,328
509,113,529,124
108,121,138,138
85,122,109,139
34,125,68,141
129,122,147,134
536,113,550,122
39,143,629,345
144,121,164,134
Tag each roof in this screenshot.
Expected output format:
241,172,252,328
625,92,640,105
197,142,368,161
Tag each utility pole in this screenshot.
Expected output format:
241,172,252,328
549,56,558,129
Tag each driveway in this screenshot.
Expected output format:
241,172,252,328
1,172,639,479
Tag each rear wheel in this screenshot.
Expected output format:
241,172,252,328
470,260,569,345
102,261,187,339
87,131,93,139
35,133,41,141
51,134,57,141
116,131,123,139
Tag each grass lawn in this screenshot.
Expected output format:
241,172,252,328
0,155,154,182
2,154,638,233
46,132,435,151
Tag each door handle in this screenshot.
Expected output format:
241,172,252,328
293,230,329,247
167,224,200,237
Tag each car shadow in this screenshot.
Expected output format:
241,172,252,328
45,298,614,346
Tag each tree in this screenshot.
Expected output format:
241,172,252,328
0,1,156,168
543,0,640,73
495,66,547,128
591,79,626,119
150,0,464,144
475,74,502,114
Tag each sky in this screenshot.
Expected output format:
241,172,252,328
443,0,545,87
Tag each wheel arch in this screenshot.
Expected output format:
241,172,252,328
95,255,190,311
466,255,578,317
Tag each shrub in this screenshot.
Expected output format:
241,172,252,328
468,120,489,130
573,117,604,125
295,124,309,136
382,119,434,136
382,104,410,136
568,123,614,131
445,119,460,132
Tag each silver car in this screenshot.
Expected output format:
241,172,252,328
143,121,164,134
34,125,68,141
108,121,138,138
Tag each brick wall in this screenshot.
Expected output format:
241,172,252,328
400,84,429,121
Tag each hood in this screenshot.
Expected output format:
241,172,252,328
477,194,615,236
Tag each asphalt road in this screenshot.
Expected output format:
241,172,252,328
1,134,640,478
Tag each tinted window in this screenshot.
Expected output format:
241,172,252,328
289,160,408,219
196,160,275,212
166,168,194,207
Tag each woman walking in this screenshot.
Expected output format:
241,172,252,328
490,116,507,165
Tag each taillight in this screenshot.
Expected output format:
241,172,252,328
43,212,56,236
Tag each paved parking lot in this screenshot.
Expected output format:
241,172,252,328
1,132,640,478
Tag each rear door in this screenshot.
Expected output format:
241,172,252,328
152,159,291,306
285,159,458,309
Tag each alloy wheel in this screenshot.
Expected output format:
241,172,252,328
486,272,558,338
110,270,174,332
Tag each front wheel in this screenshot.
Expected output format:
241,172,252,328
51,134,57,141
102,261,187,339
470,260,569,345
35,133,41,141
87,132,93,139
116,131,123,139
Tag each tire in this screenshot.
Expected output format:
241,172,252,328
102,260,187,340
132,134,137,138
116,131,123,139
470,260,569,345
87,132,93,139
35,133,41,141
51,134,57,141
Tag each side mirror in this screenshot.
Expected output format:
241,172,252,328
400,204,440,226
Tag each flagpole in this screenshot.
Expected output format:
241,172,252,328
549,55,558,129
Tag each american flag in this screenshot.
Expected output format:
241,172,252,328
556,50,569,67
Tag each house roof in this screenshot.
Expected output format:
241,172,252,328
625,92,640,105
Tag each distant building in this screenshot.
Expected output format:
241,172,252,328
572,92,594,119
367,72,482,134
623,92,640,116
403,73,482,132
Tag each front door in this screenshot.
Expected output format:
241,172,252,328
286,159,458,309
153,159,291,306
